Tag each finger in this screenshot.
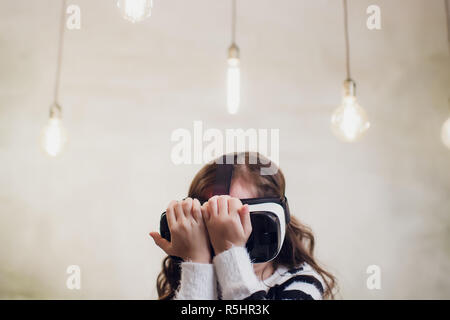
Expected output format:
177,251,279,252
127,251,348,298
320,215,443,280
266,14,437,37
201,202,210,221
174,201,186,222
217,195,230,216
149,232,172,255
228,197,242,217
166,200,177,229
238,204,252,236
182,197,194,220
192,198,202,222
207,196,219,218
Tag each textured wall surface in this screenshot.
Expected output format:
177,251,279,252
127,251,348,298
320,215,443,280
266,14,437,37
0,0,449,299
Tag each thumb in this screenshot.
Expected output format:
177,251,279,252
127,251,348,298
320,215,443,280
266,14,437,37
238,205,252,236
149,232,172,255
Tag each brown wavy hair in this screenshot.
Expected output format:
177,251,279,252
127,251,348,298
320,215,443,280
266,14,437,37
156,152,337,299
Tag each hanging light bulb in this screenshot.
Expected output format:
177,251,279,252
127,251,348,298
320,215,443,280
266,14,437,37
117,0,153,23
331,80,370,142
442,117,450,149
41,0,68,157
227,43,240,114
41,104,67,157
331,0,370,142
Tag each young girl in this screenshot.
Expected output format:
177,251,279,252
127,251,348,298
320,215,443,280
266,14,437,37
150,152,337,300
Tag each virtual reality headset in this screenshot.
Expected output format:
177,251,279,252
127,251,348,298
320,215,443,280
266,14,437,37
159,154,291,263
159,196,290,263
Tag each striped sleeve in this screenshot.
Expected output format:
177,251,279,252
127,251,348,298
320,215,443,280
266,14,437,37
244,268,325,300
274,273,324,300
213,246,325,300
278,264,325,300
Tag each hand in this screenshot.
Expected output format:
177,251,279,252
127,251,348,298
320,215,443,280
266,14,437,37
150,198,212,263
202,195,252,255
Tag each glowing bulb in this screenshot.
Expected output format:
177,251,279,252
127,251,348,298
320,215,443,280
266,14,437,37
442,117,450,149
41,114,67,157
331,80,370,142
117,0,153,23
227,58,240,114
331,95,370,142
227,44,240,115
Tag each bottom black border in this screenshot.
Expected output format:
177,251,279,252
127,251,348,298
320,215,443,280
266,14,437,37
0,300,448,318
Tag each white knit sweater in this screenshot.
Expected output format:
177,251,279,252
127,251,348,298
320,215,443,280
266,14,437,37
173,246,325,300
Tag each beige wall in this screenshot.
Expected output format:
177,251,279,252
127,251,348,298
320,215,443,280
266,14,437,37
0,0,449,299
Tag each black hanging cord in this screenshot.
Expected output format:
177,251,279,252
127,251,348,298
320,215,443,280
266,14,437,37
445,0,450,47
446,0,450,109
231,0,237,44
343,0,351,80
53,0,67,108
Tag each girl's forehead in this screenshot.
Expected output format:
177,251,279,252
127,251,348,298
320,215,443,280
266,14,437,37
229,179,258,199
201,178,258,201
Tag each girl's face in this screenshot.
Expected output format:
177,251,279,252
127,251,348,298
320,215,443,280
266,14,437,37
229,178,257,199
228,178,275,280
